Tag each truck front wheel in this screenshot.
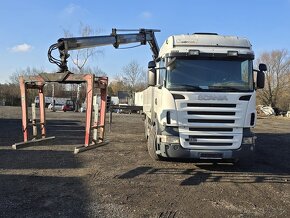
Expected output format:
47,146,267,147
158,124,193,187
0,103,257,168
147,127,162,160
144,117,148,140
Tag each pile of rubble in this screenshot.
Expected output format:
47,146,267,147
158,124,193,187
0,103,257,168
256,105,290,117
257,105,275,117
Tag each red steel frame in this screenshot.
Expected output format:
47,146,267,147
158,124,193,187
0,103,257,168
38,84,46,139
19,76,28,142
13,72,108,153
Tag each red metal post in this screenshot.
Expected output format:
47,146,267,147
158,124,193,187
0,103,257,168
84,74,94,146
38,85,46,138
19,76,28,142
99,86,107,142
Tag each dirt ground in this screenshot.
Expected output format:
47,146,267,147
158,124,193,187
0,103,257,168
0,106,289,218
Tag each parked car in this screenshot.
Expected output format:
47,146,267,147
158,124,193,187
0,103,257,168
63,100,75,112
48,103,64,112
116,103,132,114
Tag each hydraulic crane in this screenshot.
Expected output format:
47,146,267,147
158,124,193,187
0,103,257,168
48,28,160,72
13,28,160,153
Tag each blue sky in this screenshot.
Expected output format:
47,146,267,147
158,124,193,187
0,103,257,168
0,0,289,83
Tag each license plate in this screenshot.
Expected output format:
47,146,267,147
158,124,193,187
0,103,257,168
199,153,223,159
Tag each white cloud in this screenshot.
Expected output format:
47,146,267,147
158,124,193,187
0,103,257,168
64,3,79,15
59,3,89,19
10,43,32,53
140,11,152,19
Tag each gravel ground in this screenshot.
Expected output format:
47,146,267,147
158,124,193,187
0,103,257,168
0,106,289,217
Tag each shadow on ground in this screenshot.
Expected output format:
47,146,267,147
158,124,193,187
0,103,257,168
0,118,85,147
0,118,98,217
118,132,290,186
0,174,88,217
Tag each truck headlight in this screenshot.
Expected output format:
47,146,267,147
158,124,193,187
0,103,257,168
160,135,180,144
242,136,254,145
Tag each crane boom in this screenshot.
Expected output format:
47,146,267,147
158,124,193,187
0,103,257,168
48,28,160,72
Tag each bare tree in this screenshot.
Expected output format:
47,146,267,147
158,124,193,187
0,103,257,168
256,49,290,109
108,76,127,96
121,60,146,92
63,23,104,111
107,61,147,96
9,67,43,84
82,66,107,77
0,83,21,106
2,67,44,106
63,23,103,73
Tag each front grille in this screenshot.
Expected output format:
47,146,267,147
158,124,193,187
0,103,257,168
189,127,233,132
186,103,237,125
175,96,245,149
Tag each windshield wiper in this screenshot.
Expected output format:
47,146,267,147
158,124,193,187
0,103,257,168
169,84,203,91
209,86,243,91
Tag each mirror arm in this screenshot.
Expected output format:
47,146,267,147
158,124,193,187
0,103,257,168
155,67,166,70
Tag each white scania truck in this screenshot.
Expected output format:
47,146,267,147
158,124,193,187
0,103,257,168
47,29,266,164
143,33,266,165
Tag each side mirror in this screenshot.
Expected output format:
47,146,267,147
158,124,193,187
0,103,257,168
148,61,156,69
148,68,156,86
256,71,265,89
259,63,267,71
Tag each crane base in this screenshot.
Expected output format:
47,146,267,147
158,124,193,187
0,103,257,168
12,136,56,150
74,141,109,154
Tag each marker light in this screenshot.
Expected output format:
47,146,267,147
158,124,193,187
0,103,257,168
188,50,200,56
242,137,254,145
227,51,238,56
160,135,180,144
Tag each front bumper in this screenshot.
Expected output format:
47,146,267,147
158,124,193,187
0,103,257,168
158,142,255,160
158,126,255,160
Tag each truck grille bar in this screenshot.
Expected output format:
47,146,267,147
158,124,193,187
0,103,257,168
188,142,232,146
188,119,235,123
189,127,233,132
187,111,235,115
175,97,246,149
187,103,236,108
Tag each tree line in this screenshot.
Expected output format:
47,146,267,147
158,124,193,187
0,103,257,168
0,60,146,106
256,49,290,111
1,49,290,110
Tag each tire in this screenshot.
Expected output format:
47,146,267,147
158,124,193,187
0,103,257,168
147,127,162,161
144,117,149,140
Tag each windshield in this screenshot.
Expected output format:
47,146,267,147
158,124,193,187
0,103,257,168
166,58,253,92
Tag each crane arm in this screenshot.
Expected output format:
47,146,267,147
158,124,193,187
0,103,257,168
48,28,160,72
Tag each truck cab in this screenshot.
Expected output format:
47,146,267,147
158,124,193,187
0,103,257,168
143,33,266,165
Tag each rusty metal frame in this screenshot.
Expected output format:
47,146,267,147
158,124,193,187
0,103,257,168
12,72,108,153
